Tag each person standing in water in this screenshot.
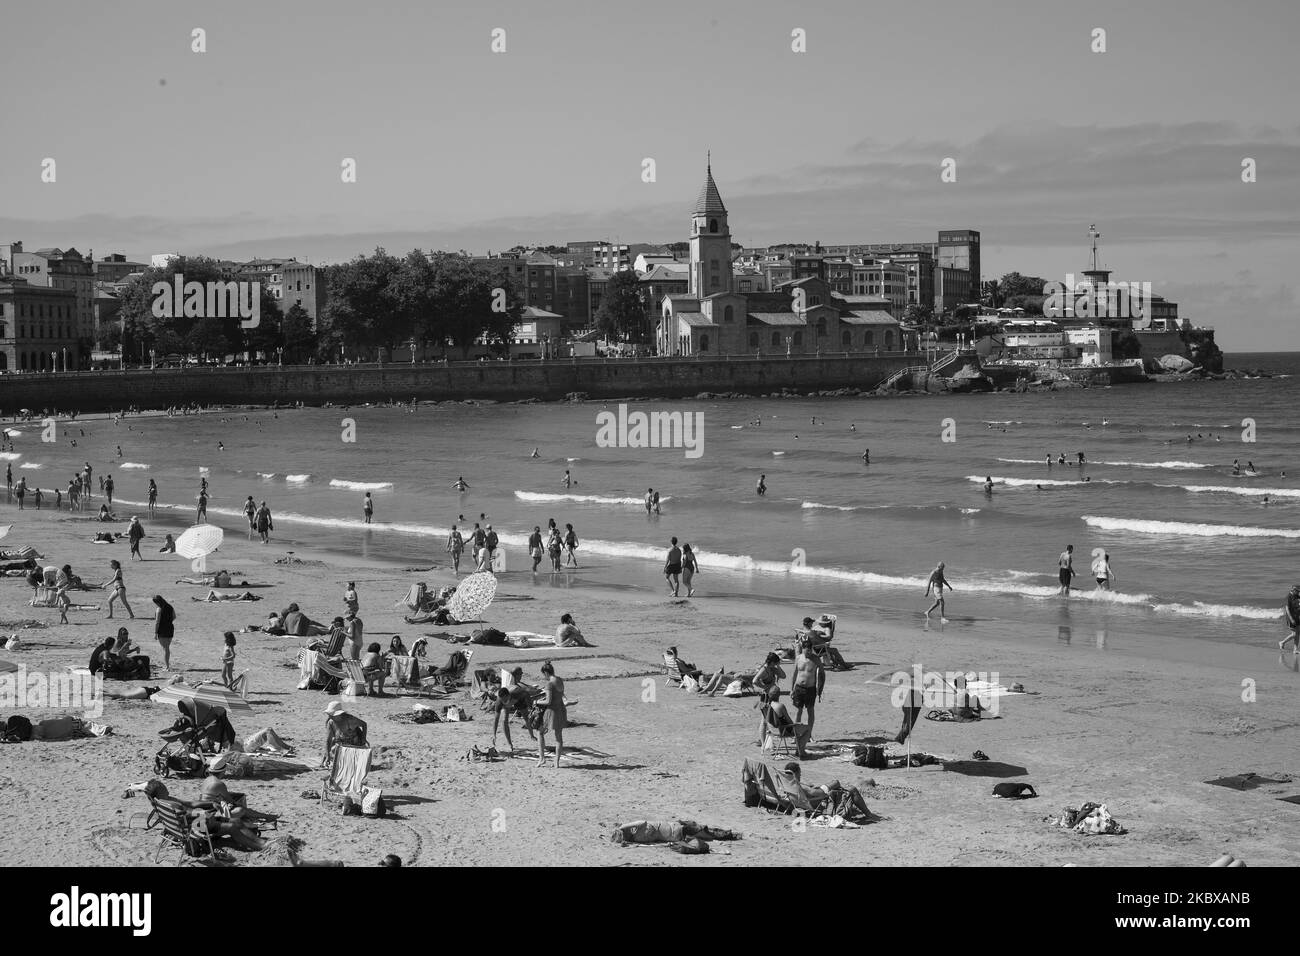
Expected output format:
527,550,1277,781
104,473,115,506
681,543,699,597
924,562,952,619
528,525,544,572
863,449,870,464
255,501,273,543
453,476,469,492
1091,551,1116,590
243,495,256,537
645,488,654,515
664,537,683,597
148,479,158,518
756,474,767,496
446,524,465,574
652,491,661,515
561,469,573,489
563,523,579,568
363,492,374,524
1057,544,1075,595
983,476,994,495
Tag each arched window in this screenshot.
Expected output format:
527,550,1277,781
699,334,709,352
816,317,827,336
771,332,781,347
19,352,26,370
865,330,874,346
841,330,852,346
884,330,894,350
792,332,803,348
709,219,718,233
749,331,759,348
0,353,7,370
724,305,734,323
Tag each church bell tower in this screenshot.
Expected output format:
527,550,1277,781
689,155,732,298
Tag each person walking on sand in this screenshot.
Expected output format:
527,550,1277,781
681,543,699,597
104,559,135,620
104,473,115,506
446,524,465,574
537,661,567,769
1057,544,1075,595
243,495,256,537
148,479,158,518
563,523,579,568
924,562,952,619
1280,585,1300,656
548,526,563,572
255,501,273,543
152,595,176,670
363,492,374,524
127,515,145,561
485,524,500,572
664,537,683,597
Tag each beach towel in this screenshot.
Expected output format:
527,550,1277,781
193,590,262,602
506,631,554,648
388,655,420,686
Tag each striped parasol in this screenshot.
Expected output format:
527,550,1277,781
444,572,498,622
175,524,224,560
152,681,251,713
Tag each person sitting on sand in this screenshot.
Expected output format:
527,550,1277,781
758,686,811,758
323,701,368,764
554,612,593,648
361,642,388,696
159,534,176,554
782,762,872,820
111,626,139,658
950,674,985,720
89,637,117,676
97,504,117,522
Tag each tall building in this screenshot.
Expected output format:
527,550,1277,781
4,243,95,342
279,261,324,329
688,161,732,298
936,230,980,298
0,277,83,371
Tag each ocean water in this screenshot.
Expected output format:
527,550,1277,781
16,351,1299,650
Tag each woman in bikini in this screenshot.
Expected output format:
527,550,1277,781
104,560,134,619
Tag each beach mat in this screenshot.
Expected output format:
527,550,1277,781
1205,773,1293,791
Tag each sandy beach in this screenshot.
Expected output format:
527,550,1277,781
0,502,1296,867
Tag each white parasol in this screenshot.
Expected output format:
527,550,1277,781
444,571,498,622
175,524,224,560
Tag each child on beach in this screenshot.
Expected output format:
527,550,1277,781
221,631,237,687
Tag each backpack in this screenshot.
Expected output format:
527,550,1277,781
1,715,32,742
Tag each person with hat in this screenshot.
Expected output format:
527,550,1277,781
127,516,145,561
1281,585,1300,655
323,700,368,765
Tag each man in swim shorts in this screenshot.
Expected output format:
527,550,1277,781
664,537,682,597
790,634,825,740
1058,544,1075,595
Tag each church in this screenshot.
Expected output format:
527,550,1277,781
655,162,902,357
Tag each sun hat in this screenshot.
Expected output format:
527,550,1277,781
324,701,347,717
816,614,834,625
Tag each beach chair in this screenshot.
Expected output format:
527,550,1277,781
741,759,816,816
321,744,372,809
759,703,798,756
662,652,684,687
340,659,368,696
421,649,473,696
150,797,217,866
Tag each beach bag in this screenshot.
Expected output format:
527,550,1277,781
340,679,362,698
854,744,887,770
361,786,386,817
721,679,746,698
443,705,467,722
681,674,701,693
1,715,32,742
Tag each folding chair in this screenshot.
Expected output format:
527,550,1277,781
150,797,217,866
759,703,798,756
420,648,473,696
340,659,367,695
321,744,372,808
662,651,684,687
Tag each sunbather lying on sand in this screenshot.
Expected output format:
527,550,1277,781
192,589,262,602
611,820,741,844
783,762,872,820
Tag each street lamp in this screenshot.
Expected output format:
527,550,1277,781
409,339,416,364
276,347,283,367
50,351,56,372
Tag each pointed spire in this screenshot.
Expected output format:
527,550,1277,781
694,156,727,216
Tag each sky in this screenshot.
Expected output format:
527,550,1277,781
1,0,1297,349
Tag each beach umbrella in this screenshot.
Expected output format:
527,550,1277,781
152,681,252,713
445,571,498,622
175,524,224,560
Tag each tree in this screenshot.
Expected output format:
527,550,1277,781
281,304,316,363
998,272,1048,300
154,329,185,357
981,279,1004,309
594,270,648,342
186,316,230,360
98,322,123,352
903,303,935,327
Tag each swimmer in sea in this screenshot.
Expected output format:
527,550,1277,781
983,476,994,495
924,563,952,619
1232,460,1241,476
530,448,540,458
863,449,870,463
756,474,767,496
218,442,225,451
116,445,122,457
453,477,469,492
850,423,856,431
561,469,572,489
